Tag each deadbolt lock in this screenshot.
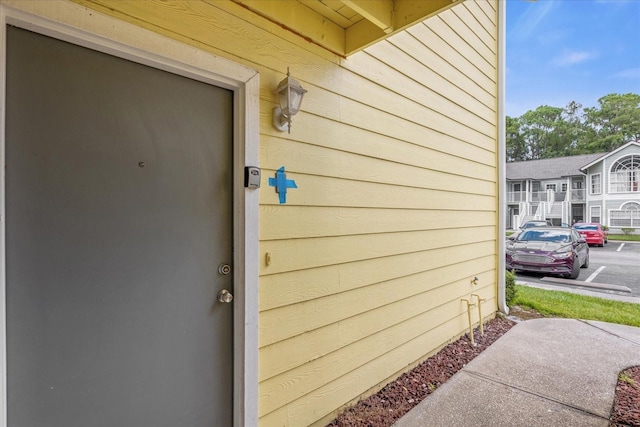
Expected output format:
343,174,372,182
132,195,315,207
218,263,231,275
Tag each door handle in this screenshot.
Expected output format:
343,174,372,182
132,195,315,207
217,289,233,303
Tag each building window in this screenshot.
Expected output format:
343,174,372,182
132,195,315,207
546,184,556,191
590,206,601,224
561,183,567,192
610,202,640,227
513,183,521,192
590,174,601,194
609,155,640,193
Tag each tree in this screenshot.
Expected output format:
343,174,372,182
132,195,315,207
506,116,527,161
506,93,640,161
559,101,593,154
519,105,564,160
583,93,640,152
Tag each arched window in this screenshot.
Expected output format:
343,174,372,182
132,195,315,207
610,202,640,227
609,155,640,193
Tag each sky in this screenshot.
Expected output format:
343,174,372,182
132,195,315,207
506,0,640,118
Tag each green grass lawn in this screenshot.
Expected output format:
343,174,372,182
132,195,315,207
511,285,640,327
608,234,640,242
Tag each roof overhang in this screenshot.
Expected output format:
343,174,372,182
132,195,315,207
579,141,640,172
231,0,462,57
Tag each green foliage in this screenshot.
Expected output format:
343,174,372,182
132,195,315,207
621,228,636,236
583,93,640,152
506,93,640,160
619,373,635,385
511,285,640,327
505,269,517,307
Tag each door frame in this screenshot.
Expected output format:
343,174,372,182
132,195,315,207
0,1,260,426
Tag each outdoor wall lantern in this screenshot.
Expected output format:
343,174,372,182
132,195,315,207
273,67,307,133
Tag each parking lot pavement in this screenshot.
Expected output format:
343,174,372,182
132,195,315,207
514,240,640,301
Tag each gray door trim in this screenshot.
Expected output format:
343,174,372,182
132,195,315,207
0,3,260,426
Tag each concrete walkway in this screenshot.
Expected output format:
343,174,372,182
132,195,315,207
394,318,640,426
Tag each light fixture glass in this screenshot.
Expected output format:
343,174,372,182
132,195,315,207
273,67,307,133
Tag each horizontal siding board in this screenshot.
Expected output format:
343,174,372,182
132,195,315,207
456,2,496,44
260,256,496,348
260,106,496,168
387,31,495,113
259,139,495,195
261,132,496,182
259,287,495,416
259,240,496,311
406,23,496,100
259,226,495,275
260,307,494,426
433,12,495,69
259,171,496,209
339,53,495,145
427,16,495,80
362,42,495,135
259,207,495,240
262,111,497,169
473,0,497,25
259,271,496,382
450,5,496,55
338,92,494,153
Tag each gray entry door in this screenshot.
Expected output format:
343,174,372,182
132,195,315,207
5,26,234,426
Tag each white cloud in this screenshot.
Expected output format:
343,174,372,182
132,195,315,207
553,50,597,67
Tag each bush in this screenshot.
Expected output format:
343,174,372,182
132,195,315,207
505,269,517,307
621,228,636,236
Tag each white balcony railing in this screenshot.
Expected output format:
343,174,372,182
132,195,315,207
507,191,524,203
509,190,588,203
531,191,549,202
570,189,585,201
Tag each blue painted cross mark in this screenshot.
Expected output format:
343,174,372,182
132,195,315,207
268,166,298,204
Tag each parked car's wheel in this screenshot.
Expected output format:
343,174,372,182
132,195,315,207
581,253,589,268
568,257,580,279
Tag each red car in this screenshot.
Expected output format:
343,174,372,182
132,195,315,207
573,223,608,247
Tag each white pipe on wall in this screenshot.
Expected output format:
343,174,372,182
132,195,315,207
497,0,509,315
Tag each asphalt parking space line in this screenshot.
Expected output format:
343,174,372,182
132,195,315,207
617,243,625,252
585,266,606,283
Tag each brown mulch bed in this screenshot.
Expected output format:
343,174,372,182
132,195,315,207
610,366,640,427
327,307,640,427
326,316,515,426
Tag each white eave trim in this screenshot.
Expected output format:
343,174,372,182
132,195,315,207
580,141,640,172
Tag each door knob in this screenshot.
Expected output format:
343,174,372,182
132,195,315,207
217,289,233,303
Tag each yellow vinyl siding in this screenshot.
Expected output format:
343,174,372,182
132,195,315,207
69,1,499,425
260,240,495,310
261,141,495,196
260,207,496,240
259,256,496,350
